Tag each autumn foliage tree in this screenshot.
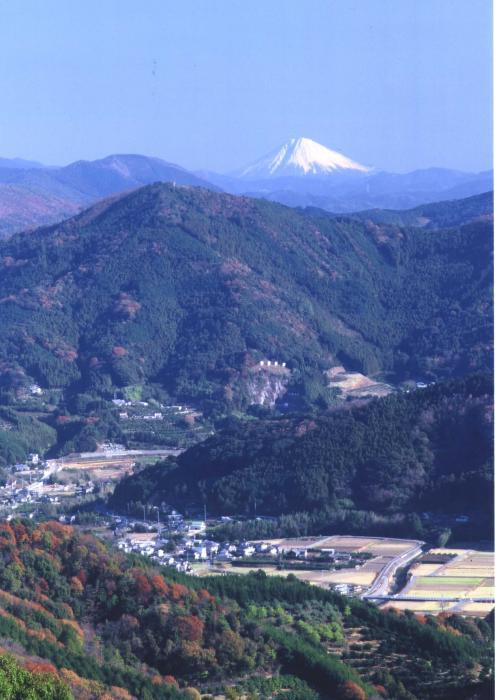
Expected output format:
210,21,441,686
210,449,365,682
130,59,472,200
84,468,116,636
341,680,367,700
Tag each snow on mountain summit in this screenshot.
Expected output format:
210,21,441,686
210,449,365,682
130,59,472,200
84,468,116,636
237,137,371,179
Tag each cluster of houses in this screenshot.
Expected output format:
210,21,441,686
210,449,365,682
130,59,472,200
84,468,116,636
111,509,360,577
0,488,62,510
115,531,286,573
111,509,286,573
0,447,97,515
116,533,213,572
12,453,41,472
118,411,165,421
0,454,45,508
112,399,197,420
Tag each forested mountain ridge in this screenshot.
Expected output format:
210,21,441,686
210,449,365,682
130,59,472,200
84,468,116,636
111,375,493,530
0,185,491,412
323,191,493,230
0,154,216,238
210,164,493,213
0,519,491,700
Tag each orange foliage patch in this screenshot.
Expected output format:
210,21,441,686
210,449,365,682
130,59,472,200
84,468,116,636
59,603,75,620
56,415,72,425
0,590,54,618
341,680,367,700
151,574,169,596
158,603,170,617
40,521,73,541
12,523,29,544
0,524,16,545
27,628,59,645
105,688,133,700
131,570,153,603
24,660,58,675
169,582,189,601
54,347,78,362
163,675,179,687
77,569,88,585
114,292,141,319
176,615,204,643
198,588,215,604
70,577,84,595
0,608,27,630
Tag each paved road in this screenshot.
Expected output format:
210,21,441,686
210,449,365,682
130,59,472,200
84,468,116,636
369,595,494,603
363,542,424,599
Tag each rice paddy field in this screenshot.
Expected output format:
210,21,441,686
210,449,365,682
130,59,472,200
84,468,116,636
207,535,421,590
205,565,379,588
386,547,494,617
262,535,418,557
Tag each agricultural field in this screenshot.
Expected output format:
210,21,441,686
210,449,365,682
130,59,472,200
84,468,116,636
48,449,180,485
386,547,494,617
195,563,378,588
263,535,417,557
206,535,421,593
60,455,135,481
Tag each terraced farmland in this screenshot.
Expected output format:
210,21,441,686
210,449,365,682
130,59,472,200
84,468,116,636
386,547,494,617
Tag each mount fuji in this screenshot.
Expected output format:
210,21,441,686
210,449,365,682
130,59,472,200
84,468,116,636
236,137,371,179
198,136,492,213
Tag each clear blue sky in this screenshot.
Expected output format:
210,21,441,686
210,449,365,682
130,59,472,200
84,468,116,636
0,0,491,172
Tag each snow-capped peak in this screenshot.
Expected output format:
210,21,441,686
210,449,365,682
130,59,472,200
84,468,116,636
237,137,371,179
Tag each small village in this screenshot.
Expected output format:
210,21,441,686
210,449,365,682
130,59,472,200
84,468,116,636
110,510,373,595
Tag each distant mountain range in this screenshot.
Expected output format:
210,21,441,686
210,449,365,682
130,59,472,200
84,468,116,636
0,157,46,170
0,138,492,237
200,136,493,211
0,154,216,237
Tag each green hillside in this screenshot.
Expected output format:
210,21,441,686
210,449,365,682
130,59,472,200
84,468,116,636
111,375,493,538
0,185,491,414
0,520,490,700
